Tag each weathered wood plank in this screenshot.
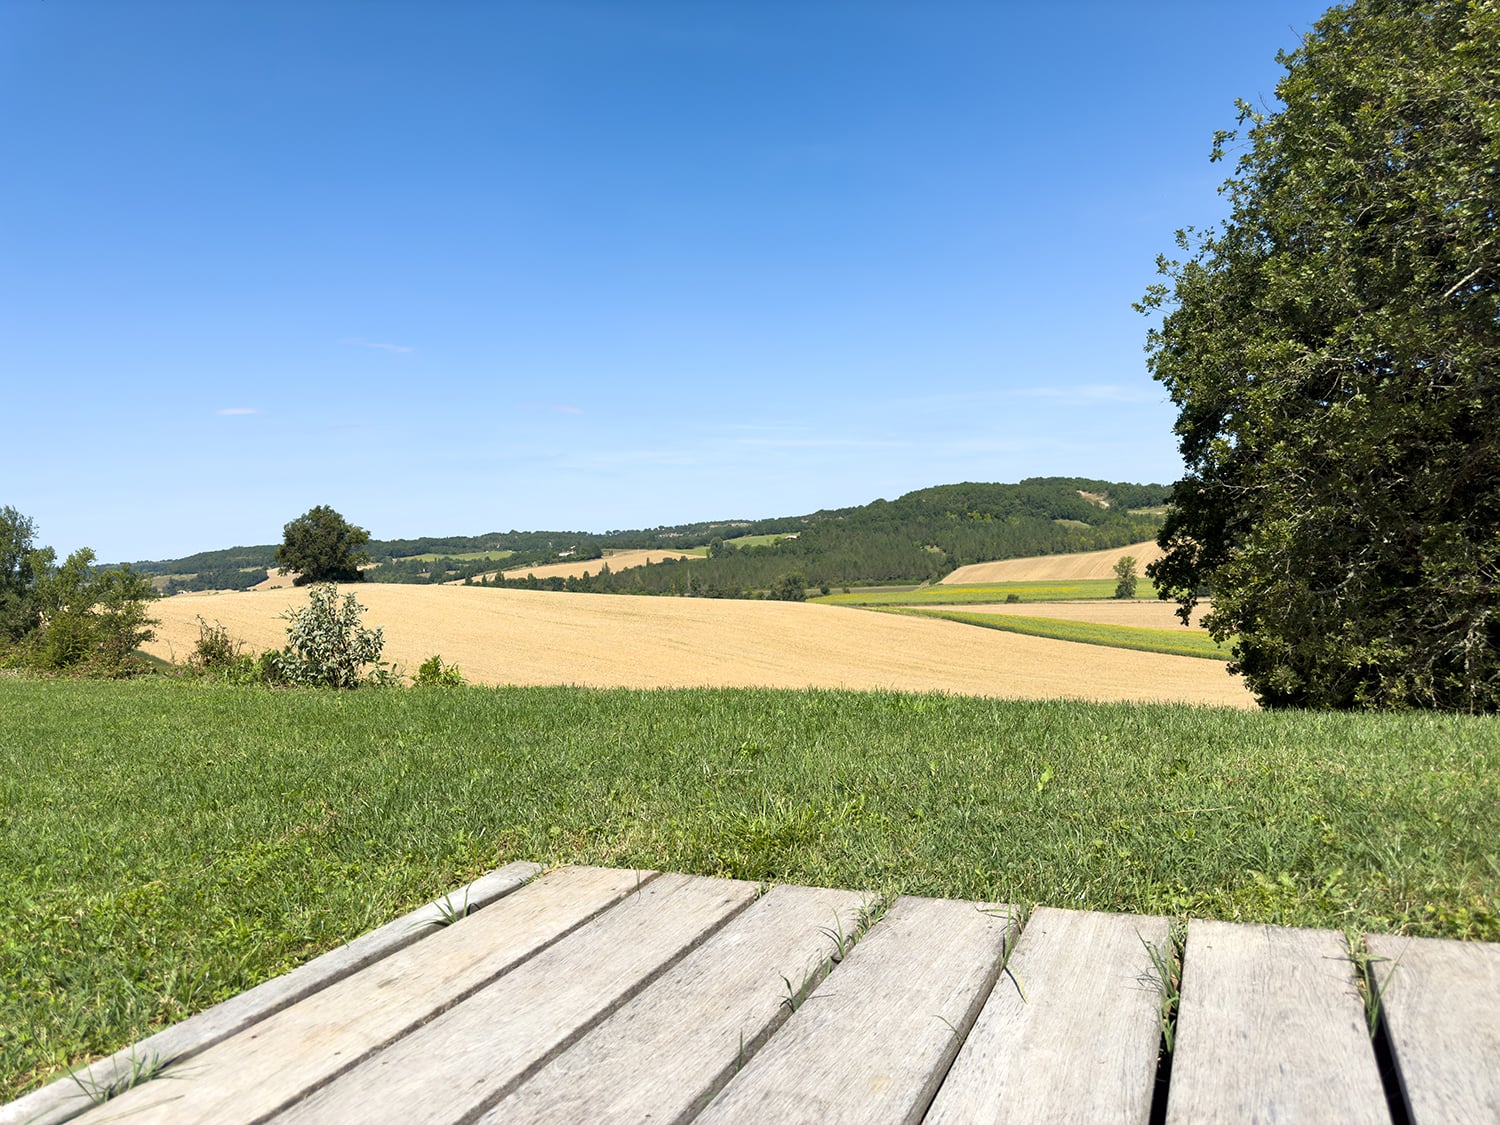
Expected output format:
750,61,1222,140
278,871,758,1125
925,906,1170,1123
69,865,648,1125
1165,919,1387,1124
484,882,871,1124
696,895,1018,1125
0,859,541,1125
1367,932,1500,1122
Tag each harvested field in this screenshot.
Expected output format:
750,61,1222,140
250,567,297,591
942,539,1164,584
498,549,699,583
956,598,1213,629
147,584,1254,707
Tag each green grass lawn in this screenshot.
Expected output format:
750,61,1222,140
889,608,1231,660
813,579,1160,605
2,678,1496,1099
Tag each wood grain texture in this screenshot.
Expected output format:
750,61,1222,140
696,895,1019,1125
1367,933,1500,1122
484,882,871,1125
67,865,646,1125
0,859,541,1125
280,871,759,1125
925,906,1170,1124
1165,920,1387,1124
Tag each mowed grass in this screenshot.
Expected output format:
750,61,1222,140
3,681,1497,1099
814,579,1159,605
890,608,1231,661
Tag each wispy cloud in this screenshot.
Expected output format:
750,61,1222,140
216,407,261,416
341,338,414,354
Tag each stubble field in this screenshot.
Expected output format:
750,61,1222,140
145,583,1254,707
941,539,1165,584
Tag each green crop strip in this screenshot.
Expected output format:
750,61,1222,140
886,607,1231,660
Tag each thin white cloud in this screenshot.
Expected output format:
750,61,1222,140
341,338,414,354
216,407,261,416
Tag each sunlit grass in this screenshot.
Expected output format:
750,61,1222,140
3,678,1496,1099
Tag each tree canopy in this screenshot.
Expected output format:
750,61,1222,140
0,505,157,673
1141,0,1499,710
276,506,371,585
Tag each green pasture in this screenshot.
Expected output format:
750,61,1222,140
891,608,1231,661
814,578,1159,605
725,533,786,548
3,678,1496,1099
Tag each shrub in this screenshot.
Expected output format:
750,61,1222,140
275,584,386,689
414,654,466,687
190,617,244,671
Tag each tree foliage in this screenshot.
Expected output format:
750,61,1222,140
0,506,44,643
1141,0,1500,710
0,506,158,675
1112,556,1139,600
276,506,371,585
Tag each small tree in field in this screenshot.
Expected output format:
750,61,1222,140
276,505,370,585
276,583,386,688
1113,556,1139,600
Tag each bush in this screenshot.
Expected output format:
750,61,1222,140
190,617,244,671
275,584,386,689
414,654,466,687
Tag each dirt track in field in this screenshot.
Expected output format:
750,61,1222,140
942,540,1165,584
146,584,1254,707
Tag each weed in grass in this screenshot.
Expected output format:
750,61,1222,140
69,1049,171,1105
819,913,854,963
1346,935,1396,1038
1141,923,1185,1052
429,891,471,927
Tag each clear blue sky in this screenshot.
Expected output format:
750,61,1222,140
3,0,1328,562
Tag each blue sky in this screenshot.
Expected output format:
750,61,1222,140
3,0,1328,562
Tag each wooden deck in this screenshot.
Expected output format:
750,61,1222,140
7,863,1498,1124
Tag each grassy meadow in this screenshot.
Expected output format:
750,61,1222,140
3,676,1497,1100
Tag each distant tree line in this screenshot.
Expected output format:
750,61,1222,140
129,478,1169,597
481,480,1168,599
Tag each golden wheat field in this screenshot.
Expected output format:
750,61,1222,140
145,584,1254,707
941,539,1165,584
495,549,699,582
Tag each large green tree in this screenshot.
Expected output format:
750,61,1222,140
276,506,371,585
0,505,44,643
1141,0,1499,710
